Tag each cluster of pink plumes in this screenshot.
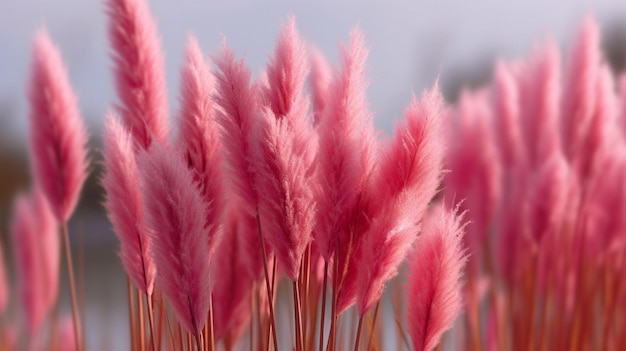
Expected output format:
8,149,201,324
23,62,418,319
0,0,624,350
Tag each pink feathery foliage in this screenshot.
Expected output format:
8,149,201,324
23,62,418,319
405,204,467,351
11,193,47,336
139,143,212,335
212,203,253,343
102,114,155,295
31,188,60,312
517,41,561,166
0,239,8,314
561,16,600,172
309,47,331,125
354,88,446,315
315,28,377,261
444,90,501,271
177,35,225,256
492,61,524,169
106,0,169,149
213,42,259,215
28,30,89,223
212,43,270,278
252,108,316,280
262,16,309,121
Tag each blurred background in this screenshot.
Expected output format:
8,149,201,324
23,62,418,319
1,0,626,349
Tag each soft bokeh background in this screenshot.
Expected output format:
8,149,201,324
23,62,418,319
1,0,626,349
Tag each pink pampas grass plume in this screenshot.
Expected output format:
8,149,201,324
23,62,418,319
212,42,268,278
405,204,467,351
102,114,155,294
11,193,47,336
354,87,446,315
139,143,212,335
107,0,169,149
561,16,600,172
177,35,225,256
493,61,524,169
517,41,561,166
309,47,331,125
315,28,377,261
212,203,254,344
262,16,309,121
444,90,501,271
252,108,316,280
28,30,89,223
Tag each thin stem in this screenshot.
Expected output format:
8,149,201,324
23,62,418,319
61,222,82,351
366,301,380,351
319,261,328,351
250,287,254,351
195,332,203,351
209,295,215,351
353,316,363,351
147,293,157,351
294,281,303,351
255,212,279,351
138,291,146,351
128,277,137,351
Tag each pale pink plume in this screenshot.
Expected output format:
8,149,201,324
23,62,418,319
0,239,8,314
177,35,225,257
28,30,89,223
139,143,212,335
102,114,155,294
492,61,524,169
517,40,561,166
212,203,253,343
212,42,268,278
444,90,501,272
11,193,47,336
315,28,377,261
31,188,60,312
405,204,467,351
262,16,309,121
251,108,316,280
620,74,626,135
106,0,169,149
353,87,446,315
309,47,331,125
561,15,600,172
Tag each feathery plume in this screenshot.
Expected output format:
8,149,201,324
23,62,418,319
106,0,169,149
406,204,467,351
315,28,377,261
517,41,561,166
493,61,524,169
11,193,47,336
561,16,600,171
354,88,446,315
212,42,268,278
28,30,89,223
102,114,155,294
444,90,501,271
139,143,212,335
252,108,316,280
177,35,225,256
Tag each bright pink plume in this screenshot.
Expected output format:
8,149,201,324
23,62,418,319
28,30,89,223
406,204,467,351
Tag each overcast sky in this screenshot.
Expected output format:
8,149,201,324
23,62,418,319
1,0,625,149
